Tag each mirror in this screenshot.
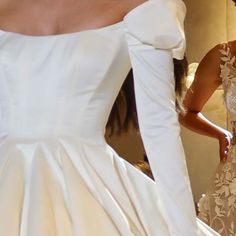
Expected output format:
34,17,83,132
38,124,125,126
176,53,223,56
182,0,236,203
106,0,236,207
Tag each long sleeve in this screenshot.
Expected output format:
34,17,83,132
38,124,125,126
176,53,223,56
124,1,199,235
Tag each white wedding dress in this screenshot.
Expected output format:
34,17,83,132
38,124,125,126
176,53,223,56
0,0,219,235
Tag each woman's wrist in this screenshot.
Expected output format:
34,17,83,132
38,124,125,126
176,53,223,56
217,129,232,141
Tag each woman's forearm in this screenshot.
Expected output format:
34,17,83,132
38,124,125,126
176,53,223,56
179,111,229,140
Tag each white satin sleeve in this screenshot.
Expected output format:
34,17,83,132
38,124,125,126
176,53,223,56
124,1,199,235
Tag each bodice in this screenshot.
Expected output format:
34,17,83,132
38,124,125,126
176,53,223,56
0,23,130,141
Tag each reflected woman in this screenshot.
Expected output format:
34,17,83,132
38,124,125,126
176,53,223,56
180,1,236,234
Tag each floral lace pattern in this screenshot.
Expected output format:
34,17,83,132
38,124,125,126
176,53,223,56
220,45,236,88
198,44,236,235
198,147,236,235
220,44,236,118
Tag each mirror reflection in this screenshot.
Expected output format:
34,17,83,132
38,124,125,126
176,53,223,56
107,1,236,235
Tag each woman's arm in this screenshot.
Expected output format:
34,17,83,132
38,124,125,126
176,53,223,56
180,44,232,161
124,1,201,235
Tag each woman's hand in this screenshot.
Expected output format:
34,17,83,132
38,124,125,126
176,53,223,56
218,131,233,162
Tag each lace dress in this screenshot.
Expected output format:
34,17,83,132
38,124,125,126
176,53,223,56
198,44,236,236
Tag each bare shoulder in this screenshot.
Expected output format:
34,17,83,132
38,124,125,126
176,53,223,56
122,0,148,15
192,43,223,89
183,44,223,111
0,0,18,22
204,44,223,60
0,0,16,12
197,44,223,73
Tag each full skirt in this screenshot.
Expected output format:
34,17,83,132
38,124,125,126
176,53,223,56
0,136,218,236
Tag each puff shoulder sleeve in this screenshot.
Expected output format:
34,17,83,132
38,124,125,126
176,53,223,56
124,1,199,235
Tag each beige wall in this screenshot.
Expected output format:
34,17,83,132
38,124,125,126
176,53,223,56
184,0,227,63
227,0,236,41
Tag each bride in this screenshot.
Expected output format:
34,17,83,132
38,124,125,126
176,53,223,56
0,0,219,235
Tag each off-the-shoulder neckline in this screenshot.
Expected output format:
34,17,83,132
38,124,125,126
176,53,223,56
0,21,124,39
0,0,150,38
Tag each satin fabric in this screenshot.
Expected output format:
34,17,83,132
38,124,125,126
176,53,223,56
0,0,219,235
